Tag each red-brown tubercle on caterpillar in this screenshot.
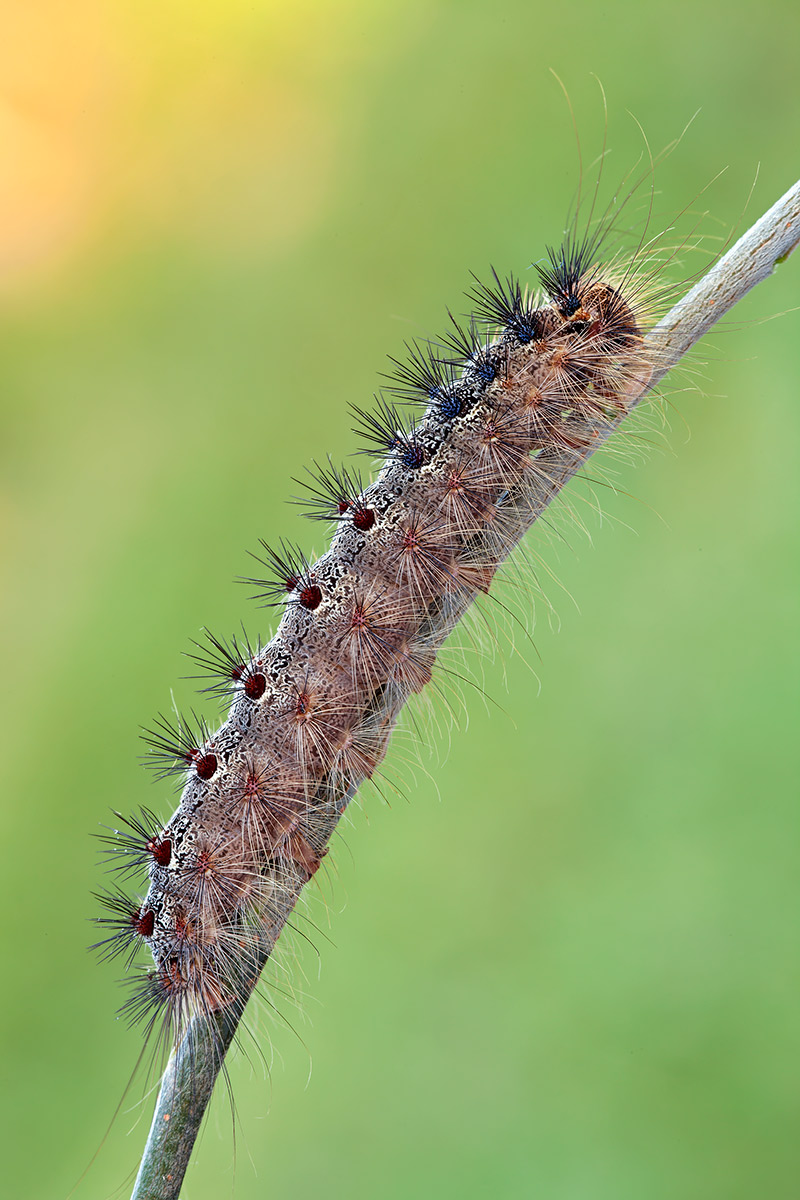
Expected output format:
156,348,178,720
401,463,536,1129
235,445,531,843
94,246,658,1061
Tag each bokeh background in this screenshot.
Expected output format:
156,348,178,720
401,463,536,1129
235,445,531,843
1,3,797,1198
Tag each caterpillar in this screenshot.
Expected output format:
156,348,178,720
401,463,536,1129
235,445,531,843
91,157,800,1199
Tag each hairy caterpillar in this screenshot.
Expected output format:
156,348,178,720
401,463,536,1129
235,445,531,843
90,154,799,1199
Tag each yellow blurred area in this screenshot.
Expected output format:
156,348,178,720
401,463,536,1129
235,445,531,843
0,0,387,284
0,2,110,279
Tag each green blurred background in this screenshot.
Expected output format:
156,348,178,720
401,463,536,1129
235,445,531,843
0,2,797,1198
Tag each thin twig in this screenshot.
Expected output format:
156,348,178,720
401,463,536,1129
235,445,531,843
129,179,800,1200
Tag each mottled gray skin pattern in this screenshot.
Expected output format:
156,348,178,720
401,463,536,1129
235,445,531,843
129,276,652,1052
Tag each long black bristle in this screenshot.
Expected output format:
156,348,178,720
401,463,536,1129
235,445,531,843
536,224,606,316
186,627,262,698
241,539,316,607
438,312,500,385
468,268,541,343
117,969,172,1034
351,396,428,468
141,711,211,781
91,886,149,968
96,807,166,879
292,460,371,524
383,339,455,405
